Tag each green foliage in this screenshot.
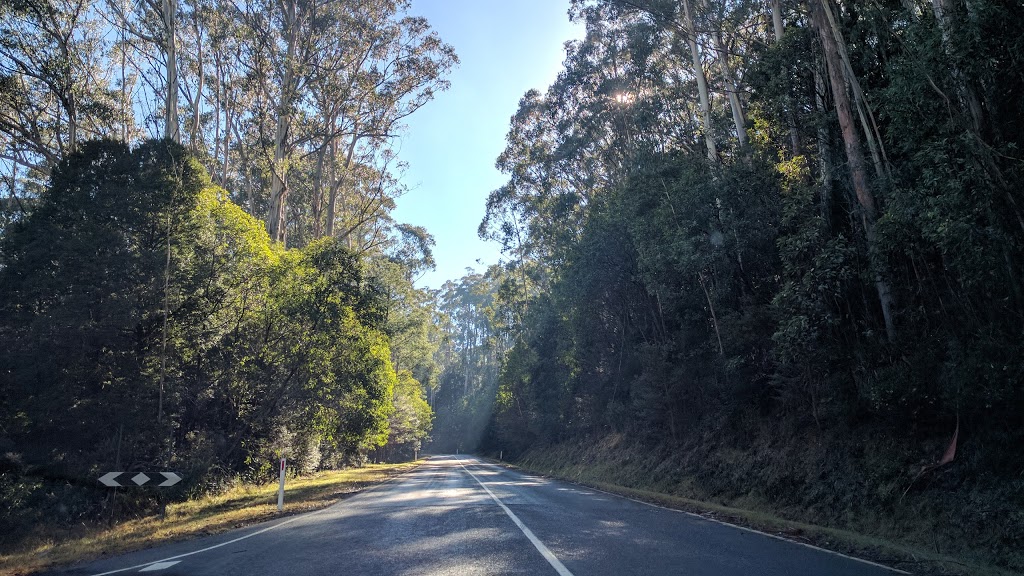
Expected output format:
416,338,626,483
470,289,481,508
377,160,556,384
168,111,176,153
0,140,405,535
363,256,439,461
383,369,432,459
467,0,1024,569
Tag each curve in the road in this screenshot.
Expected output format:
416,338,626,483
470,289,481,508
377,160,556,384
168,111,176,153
49,455,909,576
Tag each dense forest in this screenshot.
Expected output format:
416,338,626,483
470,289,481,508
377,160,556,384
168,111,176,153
2,0,1023,570
436,0,1024,571
0,0,449,538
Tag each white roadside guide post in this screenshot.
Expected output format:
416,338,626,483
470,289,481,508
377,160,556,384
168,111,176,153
277,457,286,511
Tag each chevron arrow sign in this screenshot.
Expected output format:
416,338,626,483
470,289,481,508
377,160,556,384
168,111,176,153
98,472,182,488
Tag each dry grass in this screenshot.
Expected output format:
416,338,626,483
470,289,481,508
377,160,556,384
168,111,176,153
0,462,419,576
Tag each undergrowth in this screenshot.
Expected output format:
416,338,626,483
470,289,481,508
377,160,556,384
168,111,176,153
511,428,1022,576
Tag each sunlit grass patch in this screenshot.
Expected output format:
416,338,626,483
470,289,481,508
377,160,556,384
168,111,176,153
0,462,419,576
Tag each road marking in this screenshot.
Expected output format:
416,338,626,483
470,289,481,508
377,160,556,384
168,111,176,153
581,484,910,575
475,459,909,575
88,511,323,576
458,458,575,576
138,561,180,571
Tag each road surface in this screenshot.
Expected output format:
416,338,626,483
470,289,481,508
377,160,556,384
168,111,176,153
51,455,905,576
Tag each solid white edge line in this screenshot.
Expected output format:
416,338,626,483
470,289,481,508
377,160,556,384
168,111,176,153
89,510,320,576
474,459,911,576
458,457,575,576
88,467,415,576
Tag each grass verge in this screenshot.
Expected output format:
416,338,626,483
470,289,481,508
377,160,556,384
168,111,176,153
499,455,1015,576
0,462,419,576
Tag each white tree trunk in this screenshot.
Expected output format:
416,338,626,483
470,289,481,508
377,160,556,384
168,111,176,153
814,62,833,219
820,0,891,180
267,0,298,244
681,0,717,161
711,28,747,148
326,122,359,238
771,0,785,40
190,18,204,151
771,0,801,155
162,0,179,143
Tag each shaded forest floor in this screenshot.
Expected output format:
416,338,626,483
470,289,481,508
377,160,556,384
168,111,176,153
0,462,419,576
502,432,1021,576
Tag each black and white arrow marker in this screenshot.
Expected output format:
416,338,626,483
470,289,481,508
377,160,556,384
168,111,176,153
98,472,182,487
158,472,182,486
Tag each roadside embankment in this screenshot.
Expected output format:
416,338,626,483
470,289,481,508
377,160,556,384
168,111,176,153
502,434,1020,576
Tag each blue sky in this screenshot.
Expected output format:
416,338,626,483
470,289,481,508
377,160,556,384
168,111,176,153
391,0,584,289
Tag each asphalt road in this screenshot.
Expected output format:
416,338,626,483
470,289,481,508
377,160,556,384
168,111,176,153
51,455,906,576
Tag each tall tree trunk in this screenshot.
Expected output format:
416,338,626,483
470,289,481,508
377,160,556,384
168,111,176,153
698,271,725,356
223,104,232,185
190,18,204,152
771,0,801,156
820,0,891,180
66,91,78,154
931,0,984,133
771,0,785,39
814,61,833,225
212,60,221,178
702,0,747,148
120,17,130,142
267,0,297,244
222,80,232,186
162,0,179,143
59,35,78,153
680,0,717,161
326,123,359,238
231,119,251,213
312,142,327,239
812,0,896,342
223,51,240,186
713,31,748,148
326,136,339,235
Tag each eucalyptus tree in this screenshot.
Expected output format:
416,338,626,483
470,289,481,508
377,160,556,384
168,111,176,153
305,8,456,243
235,0,455,246
0,0,120,201
807,0,895,341
105,0,183,142
574,0,763,159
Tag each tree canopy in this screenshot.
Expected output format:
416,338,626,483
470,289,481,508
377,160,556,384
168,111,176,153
0,140,406,489
453,0,1024,569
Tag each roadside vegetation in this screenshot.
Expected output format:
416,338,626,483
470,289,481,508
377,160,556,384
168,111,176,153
431,1,1024,574
3,0,1023,572
0,142,438,558
1,0,452,557
0,462,417,576
511,438,1016,576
